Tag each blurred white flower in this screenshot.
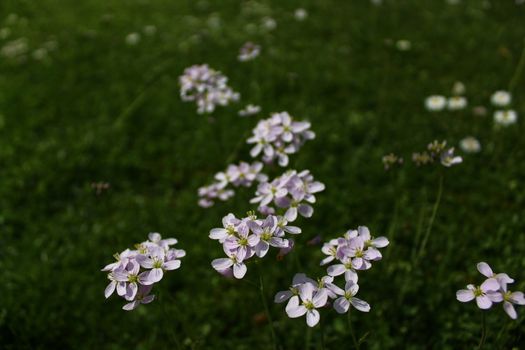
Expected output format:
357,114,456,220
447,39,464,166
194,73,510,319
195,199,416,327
452,81,466,95
238,42,261,62
395,40,411,51
491,90,511,107
1,38,28,58
459,137,481,153
143,25,157,36
0,27,11,40
261,17,277,31
425,95,446,111
6,13,19,25
238,104,261,117
447,96,467,110
371,0,383,5
32,48,48,61
494,110,517,126
294,8,308,21
125,32,141,45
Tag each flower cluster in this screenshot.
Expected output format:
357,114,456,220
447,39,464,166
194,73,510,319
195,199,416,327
412,140,462,167
251,170,325,222
102,233,185,310
382,153,403,170
238,42,261,62
247,112,315,166
456,262,524,319
275,226,388,327
210,213,301,279
198,161,267,208
491,90,518,127
425,83,467,112
179,64,240,114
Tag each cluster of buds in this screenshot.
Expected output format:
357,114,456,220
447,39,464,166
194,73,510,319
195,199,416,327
102,233,185,310
198,161,267,208
179,64,240,114
457,262,525,319
275,226,388,327
238,42,261,62
210,213,301,279
251,170,325,222
247,112,315,166
382,153,403,170
412,140,462,167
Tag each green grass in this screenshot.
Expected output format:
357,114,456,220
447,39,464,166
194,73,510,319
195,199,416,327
1,0,525,348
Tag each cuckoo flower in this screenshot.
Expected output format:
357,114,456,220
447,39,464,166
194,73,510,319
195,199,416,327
285,283,328,327
333,281,371,314
456,279,502,309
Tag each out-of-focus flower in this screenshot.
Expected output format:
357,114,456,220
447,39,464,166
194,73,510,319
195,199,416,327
294,8,308,21
32,48,48,61
491,90,512,107
1,38,28,58
412,152,433,166
447,96,467,110
238,42,261,62
472,106,487,116
143,25,157,36
125,32,141,45
247,112,315,166
395,40,411,51
452,81,466,95
0,27,11,40
238,104,261,117
425,95,447,111
180,64,240,114
261,17,277,31
382,153,403,170
198,161,267,207
459,137,481,154
494,110,517,126
440,148,462,167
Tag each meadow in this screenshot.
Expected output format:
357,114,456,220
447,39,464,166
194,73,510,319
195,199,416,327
1,0,525,349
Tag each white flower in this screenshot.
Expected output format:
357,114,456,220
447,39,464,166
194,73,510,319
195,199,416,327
294,8,308,21
447,96,467,110
32,48,48,61
125,32,140,45
491,90,512,107
261,17,277,31
238,104,261,117
143,25,157,36
452,81,466,95
238,42,261,62
459,136,481,153
285,283,328,327
425,95,446,111
494,110,517,126
0,27,10,40
395,40,411,51
333,281,371,314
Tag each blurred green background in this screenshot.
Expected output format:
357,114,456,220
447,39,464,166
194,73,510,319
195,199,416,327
1,0,525,348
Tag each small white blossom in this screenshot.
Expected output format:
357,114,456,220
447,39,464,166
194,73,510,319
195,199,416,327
491,90,512,107
459,137,481,154
125,32,141,45
494,110,517,126
425,95,446,111
447,96,467,110
294,8,308,21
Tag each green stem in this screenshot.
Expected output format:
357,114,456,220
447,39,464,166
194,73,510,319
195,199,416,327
508,40,525,92
306,326,312,350
348,310,360,350
417,174,444,259
477,312,487,349
319,320,326,350
257,262,278,350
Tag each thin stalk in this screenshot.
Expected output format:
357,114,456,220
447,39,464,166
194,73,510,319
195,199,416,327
508,40,525,92
319,320,326,350
306,326,312,350
477,312,487,349
257,262,278,350
417,174,444,260
347,310,360,350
